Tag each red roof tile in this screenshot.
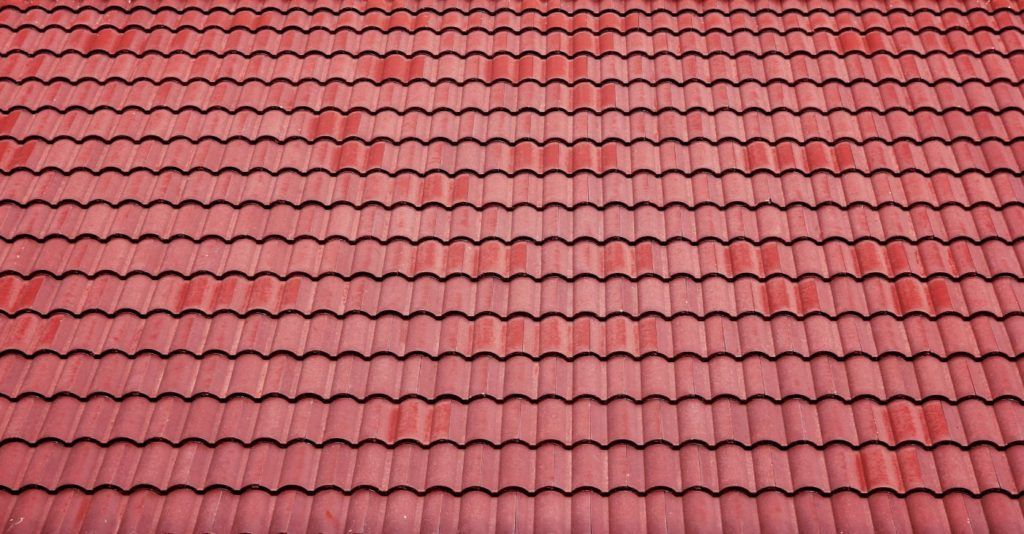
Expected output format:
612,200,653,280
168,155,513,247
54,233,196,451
0,0,1023,531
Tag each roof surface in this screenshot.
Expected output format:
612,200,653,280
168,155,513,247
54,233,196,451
0,0,1023,531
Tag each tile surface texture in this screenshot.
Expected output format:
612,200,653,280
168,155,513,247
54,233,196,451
0,0,1022,531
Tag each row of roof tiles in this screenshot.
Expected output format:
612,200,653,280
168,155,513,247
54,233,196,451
7,140,1024,175
3,441,1022,495
1,351,1021,402
6,109,1024,143
5,488,1024,534
5,3,1023,32
3,172,1019,208
3,314,1022,359
3,395,1020,448
1,204,1018,242
7,80,1024,113
4,53,1022,83
0,274,1020,318
4,0,1017,13
4,239,1021,279
4,27,1023,55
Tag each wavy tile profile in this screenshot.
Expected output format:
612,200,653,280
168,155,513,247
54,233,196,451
0,0,1023,532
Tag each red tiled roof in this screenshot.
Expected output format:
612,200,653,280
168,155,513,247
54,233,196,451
1,0,1023,531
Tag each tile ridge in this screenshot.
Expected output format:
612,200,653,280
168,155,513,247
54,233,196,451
6,269,1017,284
5,4,1020,18
6,23,1022,37
0,483,1017,499
3,307,1022,322
6,348,1018,363
2,390,1020,406
1,435,1019,452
